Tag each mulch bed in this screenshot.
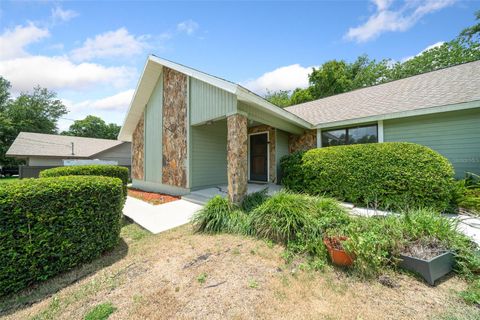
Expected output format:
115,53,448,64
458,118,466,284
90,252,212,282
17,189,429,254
127,188,180,205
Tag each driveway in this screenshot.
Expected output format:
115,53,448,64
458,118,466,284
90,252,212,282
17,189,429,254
123,196,202,234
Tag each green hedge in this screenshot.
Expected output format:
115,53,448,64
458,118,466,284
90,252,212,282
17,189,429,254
281,142,455,211
0,176,124,296
40,165,129,197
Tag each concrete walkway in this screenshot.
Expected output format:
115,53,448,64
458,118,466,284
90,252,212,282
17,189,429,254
123,196,202,234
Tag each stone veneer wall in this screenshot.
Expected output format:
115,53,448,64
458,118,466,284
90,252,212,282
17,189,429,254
162,67,188,188
288,130,317,153
131,113,144,180
227,114,248,204
248,125,276,183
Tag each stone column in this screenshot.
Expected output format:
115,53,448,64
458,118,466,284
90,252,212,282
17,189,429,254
227,113,248,204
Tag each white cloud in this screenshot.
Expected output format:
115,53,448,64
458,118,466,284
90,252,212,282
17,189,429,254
68,89,135,112
51,7,78,22
401,41,445,61
70,28,149,61
0,23,49,60
242,64,315,96
177,20,199,35
0,55,135,92
345,0,456,42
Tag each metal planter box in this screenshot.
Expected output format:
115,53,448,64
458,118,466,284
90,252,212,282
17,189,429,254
399,251,454,286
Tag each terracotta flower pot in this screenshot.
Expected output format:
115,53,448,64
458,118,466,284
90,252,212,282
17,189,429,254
323,236,355,267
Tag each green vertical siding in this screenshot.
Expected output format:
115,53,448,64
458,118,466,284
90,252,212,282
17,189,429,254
191,120,228,188
238,102,303,134
384,108,480,178
190,78,237,125
275,129,289,183
144,74,163,183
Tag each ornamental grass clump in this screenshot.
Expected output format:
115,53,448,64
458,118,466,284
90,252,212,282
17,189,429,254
250,191,320,245
192,196,251,235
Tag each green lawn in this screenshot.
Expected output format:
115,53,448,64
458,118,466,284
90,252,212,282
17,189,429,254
0,177,19,184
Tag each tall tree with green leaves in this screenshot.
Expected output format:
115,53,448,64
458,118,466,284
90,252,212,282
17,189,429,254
62,115,121,140
0,82,67,166
265,90,291,107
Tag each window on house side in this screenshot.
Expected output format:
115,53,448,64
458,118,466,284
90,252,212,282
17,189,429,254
321,125,378,147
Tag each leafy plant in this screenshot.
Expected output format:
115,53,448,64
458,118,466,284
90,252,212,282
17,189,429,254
192,196,251,234
459,278,480,305
84,302,117,320
241,188,269,212
248,279,259,289
0,176,124,296
197,273,207,284
250,191,320,245
281,142,455,211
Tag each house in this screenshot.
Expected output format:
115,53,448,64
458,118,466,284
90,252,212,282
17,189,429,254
118,56,480,203
6,132,131,178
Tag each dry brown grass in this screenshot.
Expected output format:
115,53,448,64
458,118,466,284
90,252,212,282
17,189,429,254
1,219,478,320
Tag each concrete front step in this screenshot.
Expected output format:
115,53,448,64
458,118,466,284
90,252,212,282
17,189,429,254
181,193,213,205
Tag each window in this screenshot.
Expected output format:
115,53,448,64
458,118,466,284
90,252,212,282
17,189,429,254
322,125,378,147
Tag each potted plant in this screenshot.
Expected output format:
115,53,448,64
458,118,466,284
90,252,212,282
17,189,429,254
399,237,455,286
323,236,355,267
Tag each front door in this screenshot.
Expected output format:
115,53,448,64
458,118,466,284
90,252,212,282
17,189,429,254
249,133,268,182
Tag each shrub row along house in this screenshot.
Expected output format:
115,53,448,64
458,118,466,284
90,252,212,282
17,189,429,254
119,56,480,203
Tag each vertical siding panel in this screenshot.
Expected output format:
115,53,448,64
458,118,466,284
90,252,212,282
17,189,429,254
275,129,290,183
144,73,163,183
191,120,228,188
190,78,236,124
384,108,480,178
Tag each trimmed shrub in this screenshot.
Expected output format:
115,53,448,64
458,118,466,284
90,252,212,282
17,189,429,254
40,165,129,198
279,151,305,191
281,142,455,211
0,176,124,296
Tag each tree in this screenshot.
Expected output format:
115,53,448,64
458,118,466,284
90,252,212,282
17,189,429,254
62,115,121,140
0,82,67,166
290,88,314,105
389,39,480,80
265,90,292,107
459,10,480,42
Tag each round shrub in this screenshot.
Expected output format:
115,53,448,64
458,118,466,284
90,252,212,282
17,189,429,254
0,176,124,296
281,142,454,211
40,165,129,198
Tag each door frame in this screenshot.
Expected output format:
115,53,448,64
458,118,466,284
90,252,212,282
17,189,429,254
247,131,269,182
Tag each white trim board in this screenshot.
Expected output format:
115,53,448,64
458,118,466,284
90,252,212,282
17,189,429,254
247,131,270,183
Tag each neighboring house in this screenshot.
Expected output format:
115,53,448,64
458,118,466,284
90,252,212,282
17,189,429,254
6,132,131,178
118,56,480,203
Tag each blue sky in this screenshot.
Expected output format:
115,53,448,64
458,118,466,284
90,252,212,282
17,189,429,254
0,0,478,131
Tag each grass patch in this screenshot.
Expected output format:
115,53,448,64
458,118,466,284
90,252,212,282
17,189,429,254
194,191,479,287
0,177,18,184
84,302,116,320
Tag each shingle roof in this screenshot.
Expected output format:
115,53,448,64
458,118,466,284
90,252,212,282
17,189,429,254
6,132,126,158
285,60,480,126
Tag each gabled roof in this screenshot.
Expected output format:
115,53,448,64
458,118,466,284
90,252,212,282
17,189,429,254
118,55,312,141
286,60,480,127
6,132,127,158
